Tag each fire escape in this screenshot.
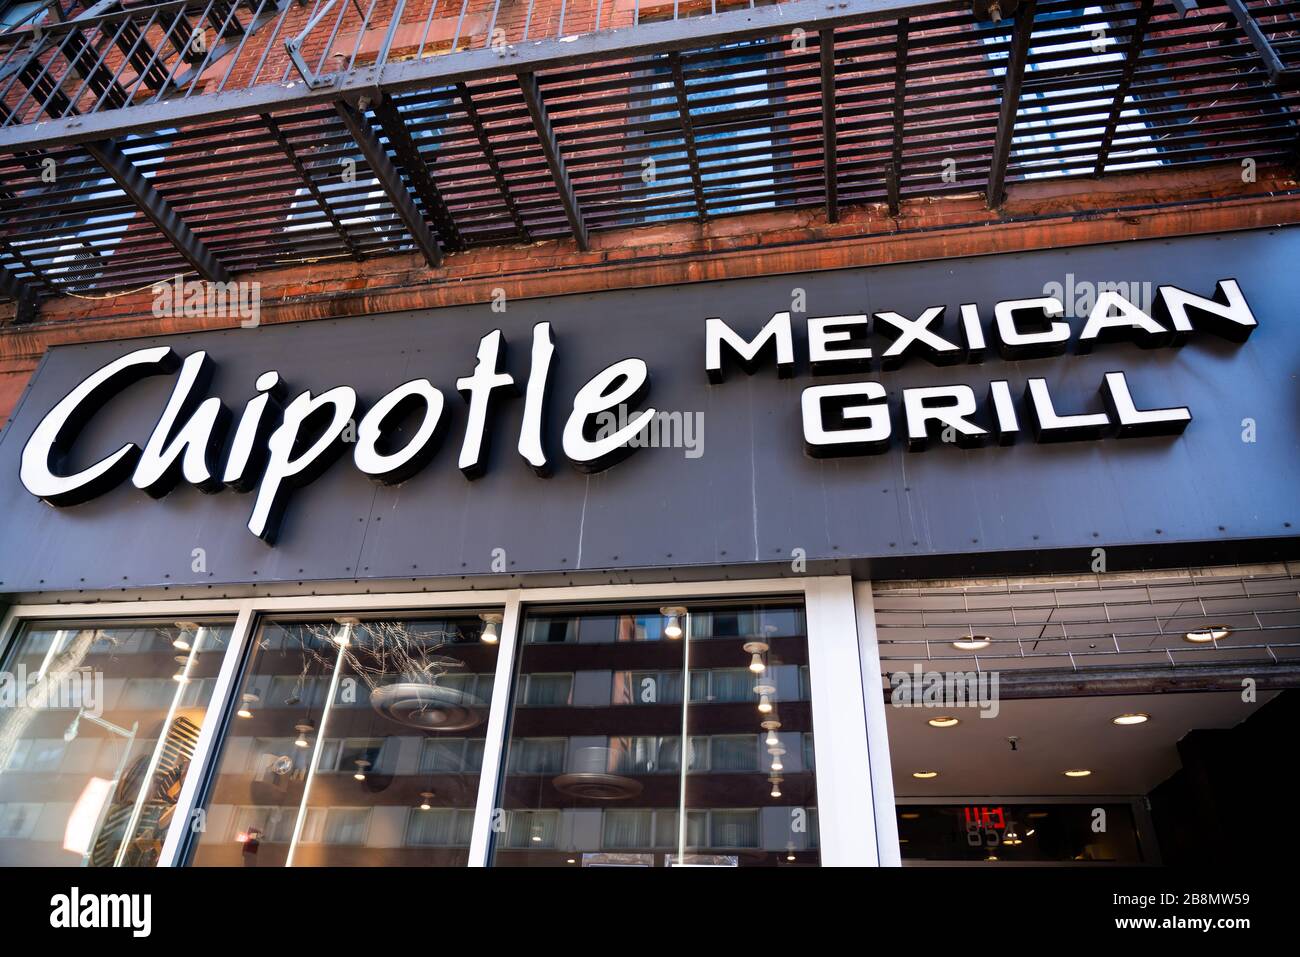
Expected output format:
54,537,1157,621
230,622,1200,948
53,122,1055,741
0,0,1296,319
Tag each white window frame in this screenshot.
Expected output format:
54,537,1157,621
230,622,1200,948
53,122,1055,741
0,574,888,867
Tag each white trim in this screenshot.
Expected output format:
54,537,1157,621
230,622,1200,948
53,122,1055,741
853,581,901,866
467,590,521,866
158,601,257,866
803,576,880,866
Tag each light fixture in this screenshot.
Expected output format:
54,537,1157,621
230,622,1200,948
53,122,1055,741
785,843,796,862
765,730,780,748
1063,768,1093,778
418,791,434,811
661,606,687,640
899,812,920,820
333,617,359,645
769,778,783,798
760,717,782,732
928,716,960,728
480,613,503,644
986,855,998,862
951,635,991,651
753,683,776,714
1184,625,1230,643
171,654,192,683
770,756,784,772
236,692,260,719
567,858,577,865
1026,828,1036,837
172,621,198,651
353,758,370,782
530,824,544,843
743,640,770,674
912,770,938,779
1112,712,1150,726
293,721,315,749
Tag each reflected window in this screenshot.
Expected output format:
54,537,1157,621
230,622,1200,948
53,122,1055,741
0,620,232,866
493,601,818,867
188,613,500,867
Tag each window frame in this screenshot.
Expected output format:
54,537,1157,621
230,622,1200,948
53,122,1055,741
0,575,883,866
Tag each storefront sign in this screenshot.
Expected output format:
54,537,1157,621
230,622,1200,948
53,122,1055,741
0,229,1296,590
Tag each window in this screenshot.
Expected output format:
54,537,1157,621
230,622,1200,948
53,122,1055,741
0,621,232,866
188,614,502,867
492,602,817,866
405,808,474,847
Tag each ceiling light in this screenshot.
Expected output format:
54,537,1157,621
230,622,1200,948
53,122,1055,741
743,640,770,674
480,613,503,644
418,791,434,811
1062,769,1092,778
236,692,260,719
567,858,577,864
293,721,315,748
770,757,784,772
899,812,920,820
928,716,960,728
753,683,776,714
353,759,370,782
1112,712,1149,726
951,635,991,651
172,621,198,651
1184,625,1230,643
765,730,780,748
912,770,939,779
661,606,687,640
1026,829,1036,837
770,781,783,798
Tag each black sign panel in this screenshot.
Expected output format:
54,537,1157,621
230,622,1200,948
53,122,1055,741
0,229,1297,593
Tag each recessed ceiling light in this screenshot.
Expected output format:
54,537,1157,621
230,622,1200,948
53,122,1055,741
899,812,921,820
1184,625,1230,643
1063,769,1093,778
951,635,991,651
928,716,960,728
1112,712,1150,726
912,770,939,779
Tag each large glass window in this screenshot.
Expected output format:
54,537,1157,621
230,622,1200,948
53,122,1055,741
187,613,501,866
0,620,232,866
492,601,818,867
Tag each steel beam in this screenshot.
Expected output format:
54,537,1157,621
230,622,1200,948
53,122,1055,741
518,71,589,251
455,81,529,241
370,92,463,252
1224,0,1299,89
669,52,708,221
1093,0,1154,177
83,139,231,282
986,0,1037,209
889,18,909,216
819,28,838,223
262,112,365,261
333,97,442,268
0,0,952,153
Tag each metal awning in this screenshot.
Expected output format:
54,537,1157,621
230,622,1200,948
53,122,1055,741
0,0,1297,306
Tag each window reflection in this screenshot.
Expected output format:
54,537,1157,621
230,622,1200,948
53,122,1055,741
493,602,818,867
189,614,500,866
0,620,231,866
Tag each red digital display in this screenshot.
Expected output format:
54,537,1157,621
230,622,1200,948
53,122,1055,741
963,806,1006,830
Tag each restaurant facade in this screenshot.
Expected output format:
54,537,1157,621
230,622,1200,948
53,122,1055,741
0,0,1297,868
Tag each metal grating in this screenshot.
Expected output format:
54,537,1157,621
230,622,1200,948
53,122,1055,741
872,562,1300,676
0,0,1297,303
